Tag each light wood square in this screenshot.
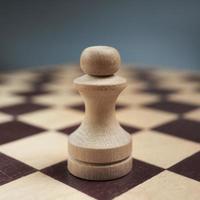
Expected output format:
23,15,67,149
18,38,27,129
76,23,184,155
0,172,94,200
5,71,40,82
153,69,189,80
169,92,200,106
18,108,83,130
156,70,200,88
184,108,200,122
0,95,25,107
43,83,74,93
33,93,82,108
118,93,159,106
158,80,199,92
131,130,200,168
115,171,200,200
0,83,33,95
0,112,13,124
117,107,176,129
0,132,68,169
124,82,147,93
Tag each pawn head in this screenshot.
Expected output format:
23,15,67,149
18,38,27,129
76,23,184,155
80,46,121,76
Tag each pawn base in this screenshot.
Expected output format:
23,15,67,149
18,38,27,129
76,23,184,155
68,156,132,181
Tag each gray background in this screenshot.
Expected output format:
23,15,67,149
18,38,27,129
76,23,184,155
0,0,200,70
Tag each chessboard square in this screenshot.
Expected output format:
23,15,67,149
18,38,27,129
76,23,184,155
116,103,128,110
0,120,45,145
185,74,200,82
169,151,200,181
184,108,200,122
69,103,85,112
131,130,200,168
151,69,189,80
118,93,159,106
0,95,25,107
33,93,82,107
58,123,81,135
117,107,176,129
158,80,200,92
18,108,83,130
0,172,94,200
41,159,163,200
0,112,13,124
15,89,52,97
115,171,200,200
122,81,147,92
69,102,128,112
0,83,33,95
42,82,74,93
4,71,40,82
169,92,200,106
154,119,200,142
0,102,49,116
139,87,178,96
0,152,36,186
145,100,199,114
120,123,141,134
0,77,6,84
132,71,158,83
58,120,140,137
29,73,56,85
0,132,69,169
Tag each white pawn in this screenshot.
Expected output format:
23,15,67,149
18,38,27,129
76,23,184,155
68,46,132,180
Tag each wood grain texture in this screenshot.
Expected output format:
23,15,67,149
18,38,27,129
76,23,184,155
68,46,132,180
0,65,200,199
80,46,120,76
68,156,132,181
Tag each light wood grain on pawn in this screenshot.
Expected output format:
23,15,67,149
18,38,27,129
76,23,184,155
68,46,132,180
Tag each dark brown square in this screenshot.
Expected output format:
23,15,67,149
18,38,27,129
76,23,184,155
29,74,57,89
185,74,200,82
58,123,81,135
69,103,128,112
133,71,159,85
0,77,6,85
0,103,49,116
69,103,85,112
139,87,178,96
0,120,45,145
41,159,163,200
168,151,200,181
144,100,198,114
15,89,51,97
154,119,200,142
120,123,140,134
0,153,36,186
59,123,140,135
32,74,55,84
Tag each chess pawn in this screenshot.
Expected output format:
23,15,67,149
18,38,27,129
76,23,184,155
68,46,132,180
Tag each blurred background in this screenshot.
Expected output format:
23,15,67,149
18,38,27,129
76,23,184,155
0,0,200,70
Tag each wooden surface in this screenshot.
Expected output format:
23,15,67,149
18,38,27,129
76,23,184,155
68,46,132,180
0,65,199,199
80,46,120,76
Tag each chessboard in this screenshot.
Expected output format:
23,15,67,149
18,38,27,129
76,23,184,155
0,64,199,200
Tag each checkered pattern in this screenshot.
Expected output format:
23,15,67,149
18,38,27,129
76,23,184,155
0,65,199,200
